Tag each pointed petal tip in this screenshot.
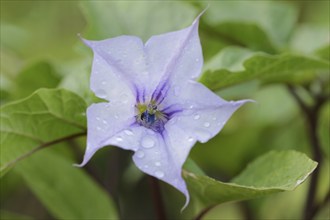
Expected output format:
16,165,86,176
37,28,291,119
77,34,93,48
180,190,190,213
192,6,209,25
72,160,87,168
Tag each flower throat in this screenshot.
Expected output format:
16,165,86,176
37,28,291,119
136,101,168,132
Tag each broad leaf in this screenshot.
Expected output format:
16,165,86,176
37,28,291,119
290,24,329,56
12,61,61,99
198,1,297,52
1,1,85,62
184,150,317,212
0,88,86,176
15,149,118,219
80,1,197,41
0,210,33,220
200,47,330,91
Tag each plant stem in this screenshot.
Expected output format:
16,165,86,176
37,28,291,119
148,176,167,220
2,132,87,171
194,205,215,220
287,85,325,220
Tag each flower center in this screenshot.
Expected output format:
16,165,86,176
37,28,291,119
136,102,168,132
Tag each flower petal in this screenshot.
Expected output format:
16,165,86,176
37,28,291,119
82,36,147,103
77,101,136,167
145,13,203,101
128,124,196,209
165,81,251,143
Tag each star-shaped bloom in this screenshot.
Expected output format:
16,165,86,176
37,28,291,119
78,13,250,208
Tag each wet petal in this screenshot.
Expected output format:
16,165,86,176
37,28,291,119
77,101,136,166
82,36,147,102
131,124,196,208
165,81,251,143
145,13,203,101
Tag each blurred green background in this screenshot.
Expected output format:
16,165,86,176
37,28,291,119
1,1,329,219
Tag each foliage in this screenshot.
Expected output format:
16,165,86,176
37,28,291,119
1,1,329,220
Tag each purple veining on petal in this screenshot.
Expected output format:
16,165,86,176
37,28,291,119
165,109,183,118
134,85,141,103
152,81,168,104
79,9,252,211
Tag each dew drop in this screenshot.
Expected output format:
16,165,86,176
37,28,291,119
147,129,155,135
212,117,217,121
194,114,200,120
142,136,155,148
136,151,144,158
188,137,194,142
116,137,123,142
204,122,210,127
195,58,199,62
173,86,180,96
196,130,211,140
124,129,134,136
95,89,107,99
144,165,149,169
96,117,101,121
96,126,102,131
155,162,161,167
102,120,108,125
120,93,129,103
155,170,165,178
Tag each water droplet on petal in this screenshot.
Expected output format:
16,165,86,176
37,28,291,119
188,137,194,142
173,86,180,96
155,170,164,178
155,162,161,167
120,93,129,103
212,117,217,121
102,120,108,125
195,58,199,62
96,117,101,121
147,129,155,135
124,129,133,136
95,89,107,99
116,137,123,142
136,151,144,158
196,130,211,140
144,165,149,169
142,136,155,148
204,122,210,127
96,126,102,131
194,114,200,120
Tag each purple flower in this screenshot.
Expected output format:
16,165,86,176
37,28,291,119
77,12,250,208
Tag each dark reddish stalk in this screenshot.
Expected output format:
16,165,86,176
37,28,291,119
287,85,326,220
149,176,167,220
194,205,215,220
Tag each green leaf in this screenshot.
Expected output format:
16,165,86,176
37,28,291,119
0,210,33,220
315,44,330,61
1,1,85,61
15,149,118,219
0,88,87,176
199,1,297,52
200,47,330,91
81,1,197,42
12,62,61,99
184,150,317,212
290,24,329,56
